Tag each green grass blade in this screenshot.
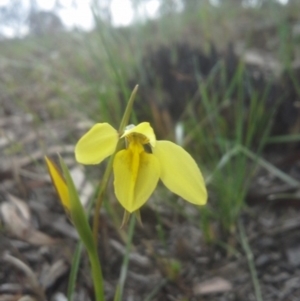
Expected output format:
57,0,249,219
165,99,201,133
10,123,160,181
239,145,300,187
267,134,300,144
114,216,136,301
238,219,263,301
67,242,84,301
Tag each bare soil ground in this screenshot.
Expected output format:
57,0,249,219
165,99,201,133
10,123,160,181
1,111,300,301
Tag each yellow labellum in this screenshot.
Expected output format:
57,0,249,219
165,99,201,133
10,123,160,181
113,144,160,212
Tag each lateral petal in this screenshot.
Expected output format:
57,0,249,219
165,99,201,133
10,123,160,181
153,141,207,205
75,123,119,164
113,150,160,212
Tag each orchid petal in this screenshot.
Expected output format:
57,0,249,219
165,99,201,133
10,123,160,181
45,156,70,212
153,141,207,205
75,123,118,164
113,149,160,212
122,122,156,147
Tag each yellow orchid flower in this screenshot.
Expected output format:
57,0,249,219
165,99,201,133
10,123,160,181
75,122,207,213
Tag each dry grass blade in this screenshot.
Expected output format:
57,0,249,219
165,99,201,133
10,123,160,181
2,252,46,301
40,259,69,289
193,277,232,295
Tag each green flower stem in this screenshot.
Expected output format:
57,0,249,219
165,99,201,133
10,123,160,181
60,156,105,301
114,215,136,301
92,85,139,246
118,85,139,132
104,197,128,243
92,152,116,244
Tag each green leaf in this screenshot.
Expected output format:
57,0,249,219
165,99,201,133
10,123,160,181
59,156,94,250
